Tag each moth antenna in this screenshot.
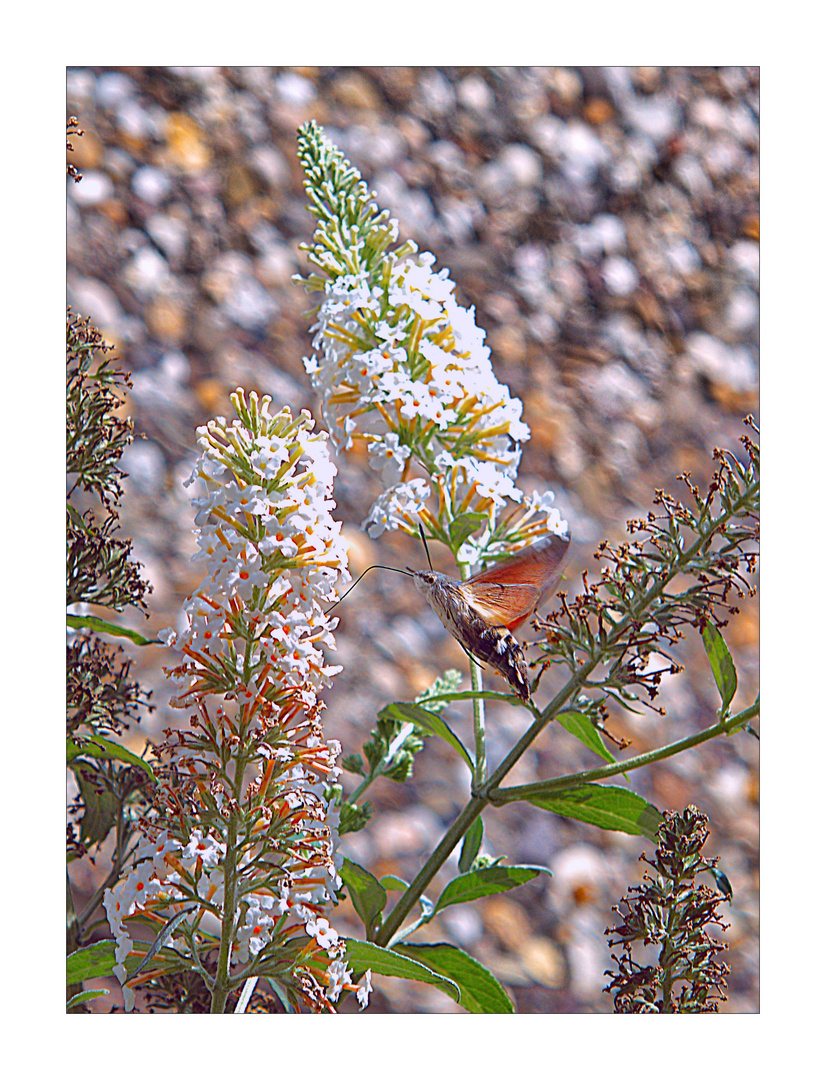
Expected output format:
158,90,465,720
418,522,434,570
325,564,414,615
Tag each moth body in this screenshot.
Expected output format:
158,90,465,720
411,532,570,701
413,571,531,701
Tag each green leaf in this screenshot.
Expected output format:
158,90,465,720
341,753,365,776
340,858,387,937
417,688,530,708
73,773,120,848
67,735,156,783
414,668,463,714
449,512,488,549
343,939,460,1003
433,865,549,914
67,988,110,1008
67,940,117,983
707,866,734,902
131,908,196,978
556,710,616,764
379,875,410,892
458,817,484,873
701,623,738,713
380,702,473,773
67,613,158,647
395,943,514,1013
524,783,663,840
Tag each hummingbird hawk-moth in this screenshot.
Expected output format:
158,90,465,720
411,532,570,700
328,530,570,701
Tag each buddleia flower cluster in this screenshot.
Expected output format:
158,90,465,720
295,121,566,563
103,390,371,1013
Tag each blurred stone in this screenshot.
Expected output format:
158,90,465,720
223,162,258,209
330,70,382,112
457,73,494,113
519,936,566,988
414,69,456,118
96,70,135,109
249,144,290,190
131,165,172,205
67,277,123,337
68,128,103,170
146,211,189,263
489,324,525,363
69,170,114,206
146,293,188,344
123,245,171,299
164,112,211,173
273,70,317,106
484,895,533,950
582,97,615,126
602,255,638,296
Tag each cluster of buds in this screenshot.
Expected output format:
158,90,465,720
103,391,371,1012
604,806,730,1013
296,121,566,563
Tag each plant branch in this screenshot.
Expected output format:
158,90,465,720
488,697,759,804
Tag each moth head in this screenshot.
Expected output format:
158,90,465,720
411,569,441,597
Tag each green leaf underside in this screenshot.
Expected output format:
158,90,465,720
458,817,484,873
380,702,473,772
701,623,738,712
395,942,514,1013
340,858,387,934
67,735,156,781
343,939,461,1003
434,865,548,913
67,988,110,1008
67,613,157,647
555,710,616,763
525,783,663,840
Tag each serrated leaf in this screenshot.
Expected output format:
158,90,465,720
341,753,365,776
67,940,117,983
340,858,387,937
395,943,514,1013
433,864,548,914
458,817,484,873
343,939,460,1003
701,623,738,713
415,668,463,714
524,783,663,840
68,735,156,782
66,614,158,647
380,702,473,773
556,710,616,764
449,512,488,549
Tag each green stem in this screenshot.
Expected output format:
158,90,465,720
211,810,238,1014
210,748,247,1013
376,796,487,947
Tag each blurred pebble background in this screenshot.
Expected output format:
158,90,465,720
66,66,758,1013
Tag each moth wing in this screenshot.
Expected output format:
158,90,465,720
465,533,570,630
463,581,542,631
